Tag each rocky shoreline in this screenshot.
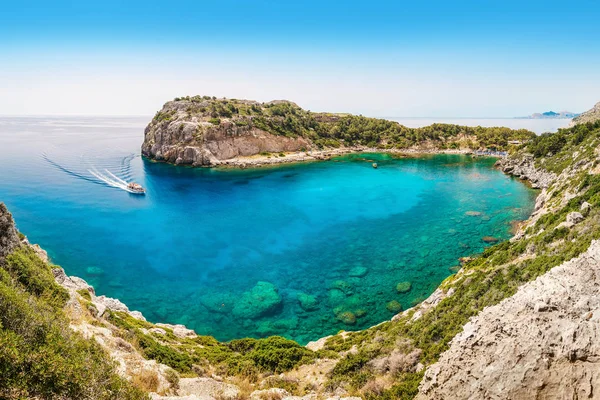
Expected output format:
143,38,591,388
146,146,476,169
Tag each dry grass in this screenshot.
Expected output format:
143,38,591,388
130,369,160,392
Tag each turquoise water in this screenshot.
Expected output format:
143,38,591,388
0,117,537,344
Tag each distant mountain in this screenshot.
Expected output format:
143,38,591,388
571,101,600,125
519,110,579,119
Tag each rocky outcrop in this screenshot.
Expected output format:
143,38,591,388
142,99,312,166
417,240,600,399
494,154,556,188
0,203,20,261
571,101,600,126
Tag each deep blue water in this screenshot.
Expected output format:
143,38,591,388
0,117,537,344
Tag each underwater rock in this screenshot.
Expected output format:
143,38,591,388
465,211,482,216
448,265,461,273
349,265,369,278
328,289,346,306
337,311,357,325
331,280,354,296
482,236,500,243
232,281,282,319
297,292,320,312
200,293,235,314
355,309,367,318
86,266,104,276
386,300,402,313
396,281,412,294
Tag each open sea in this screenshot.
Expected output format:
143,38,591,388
0,116,540,344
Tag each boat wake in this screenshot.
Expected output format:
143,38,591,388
42,149,144,194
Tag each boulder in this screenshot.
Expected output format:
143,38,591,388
177,377,240,399
348,265,368,278
336,311,356,325
232,281,282,319
396,281,412,294
297,292,319,312
566,211,584,225
156,323,197,339
386,300,402,313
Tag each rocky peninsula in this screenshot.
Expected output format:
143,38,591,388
142,96,534,168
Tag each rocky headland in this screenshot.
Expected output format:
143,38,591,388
141,96,534,168
572,101,600,126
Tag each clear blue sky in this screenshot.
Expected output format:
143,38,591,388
1,0,599,116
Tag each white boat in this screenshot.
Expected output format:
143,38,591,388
127,182,146,194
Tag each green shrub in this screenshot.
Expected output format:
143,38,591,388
0,247,146,399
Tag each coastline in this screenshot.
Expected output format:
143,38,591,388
146,146,478,170
37,152,542,347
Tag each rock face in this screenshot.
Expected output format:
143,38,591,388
142,98,312,166
417,239,600,399
495,154,556,189
571,101,600,126
0,203,20,260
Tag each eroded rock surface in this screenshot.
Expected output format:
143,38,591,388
417,240,600,399
0,203,20,260
495,154,556,189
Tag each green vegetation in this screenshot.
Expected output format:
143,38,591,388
161,97,536,150
108,311,315,379
0,246,146,399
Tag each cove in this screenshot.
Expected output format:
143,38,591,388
0,117,537,344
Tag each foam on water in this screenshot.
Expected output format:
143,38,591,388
0,117,538,344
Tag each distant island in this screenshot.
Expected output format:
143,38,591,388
517,110,579,119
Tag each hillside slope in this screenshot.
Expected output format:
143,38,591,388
141,96,534,166
571,101,600,125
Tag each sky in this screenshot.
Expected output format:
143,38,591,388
1,0,599,117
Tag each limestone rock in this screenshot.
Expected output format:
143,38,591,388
571,101,600,125
581,201,592,212
417,239,600,399
142,99,313,167
0,203,20,260
495,155,556,189
566,211,584,225
178,377,240,399
156,323,197,339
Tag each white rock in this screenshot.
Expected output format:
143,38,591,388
149,327,167,335
566,211,584,225
581,201,592,212
156,323,197,338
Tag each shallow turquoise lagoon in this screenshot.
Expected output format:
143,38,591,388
0,117,537,344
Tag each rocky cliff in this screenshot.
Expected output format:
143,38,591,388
571,101,600,125
142,96,535,167
418,239,600,399
142,98,313,166
0,203,20,260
